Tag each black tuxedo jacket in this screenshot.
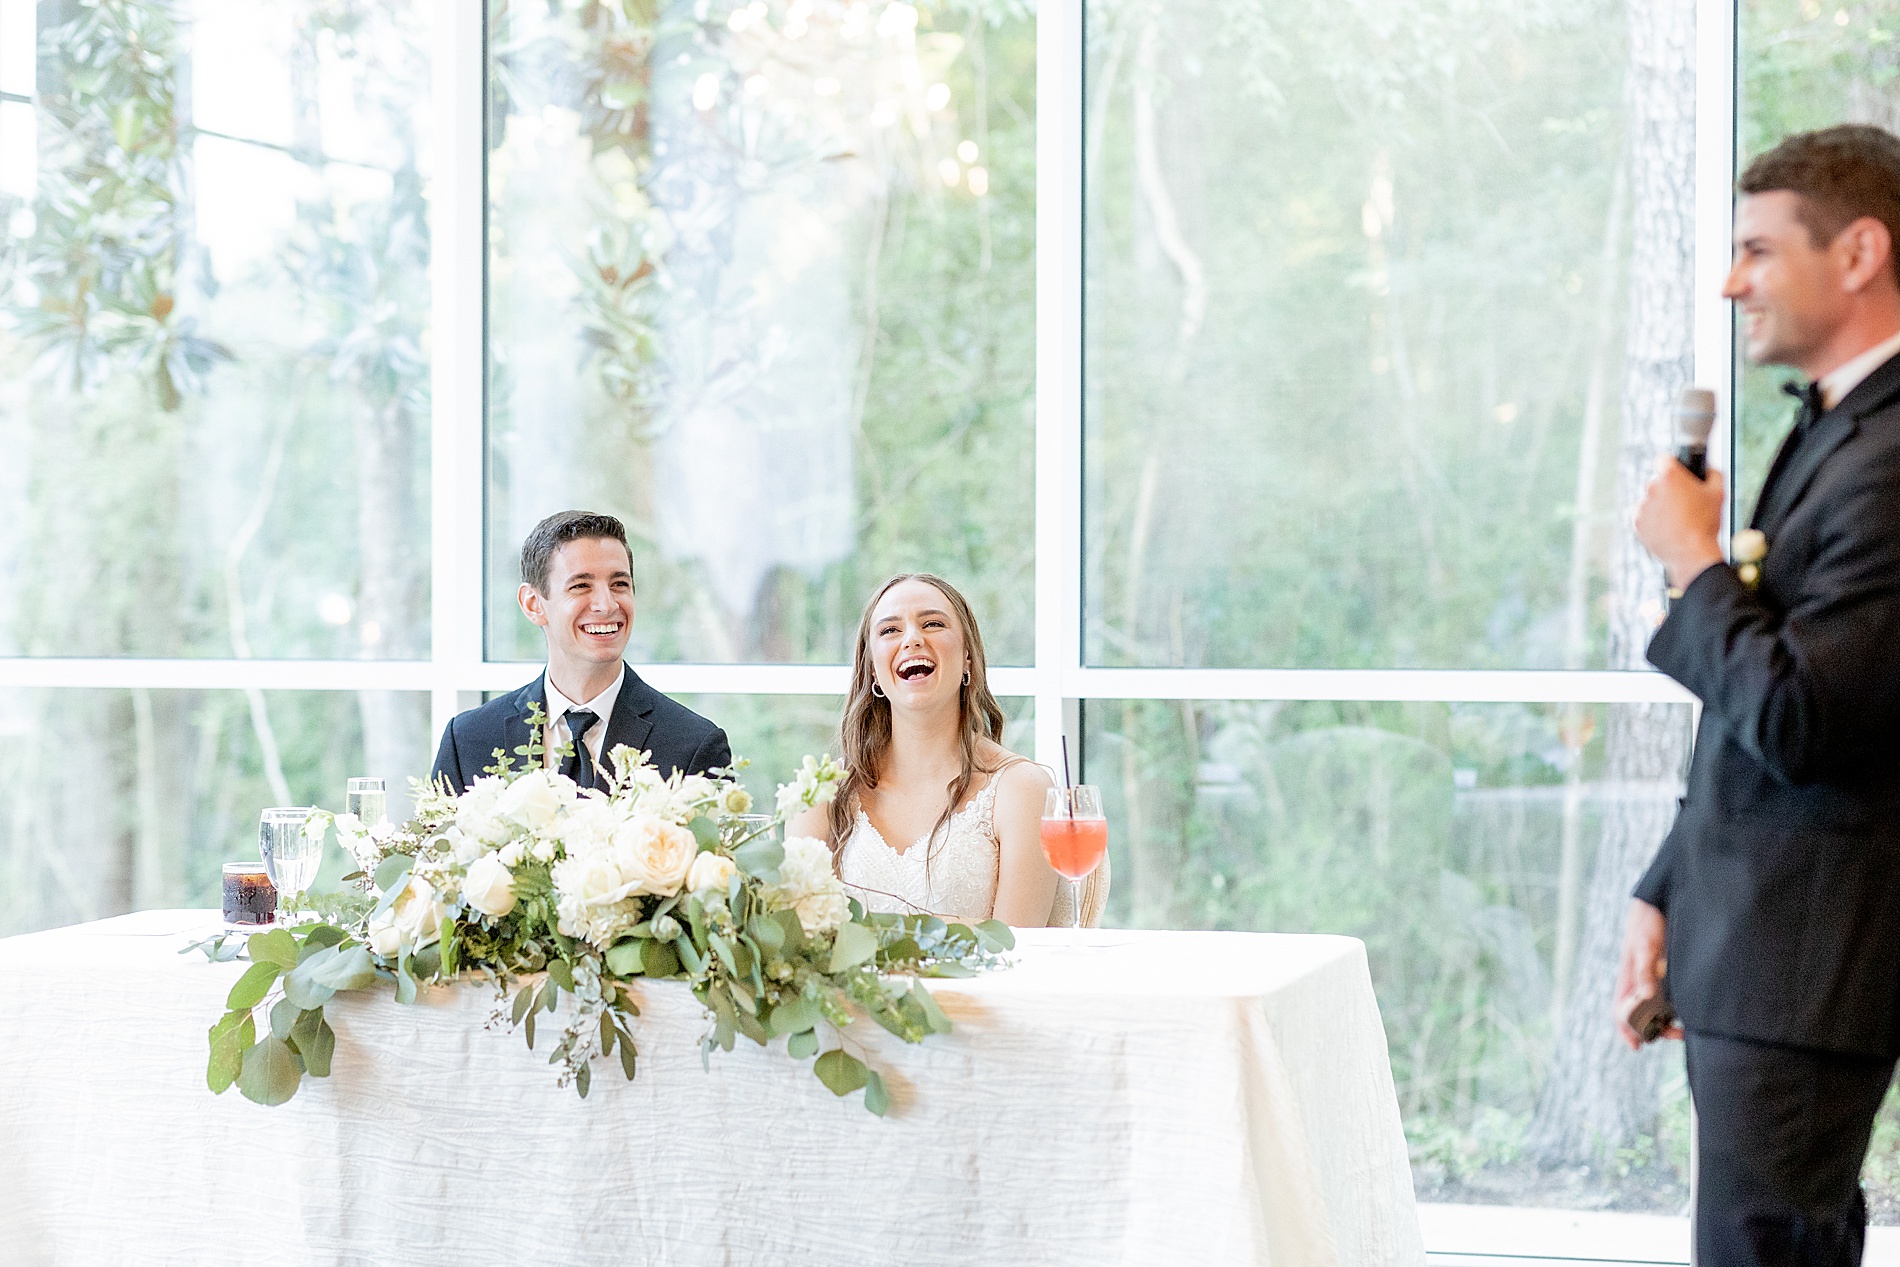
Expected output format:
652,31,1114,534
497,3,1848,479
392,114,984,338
1637,348,1900,1057
430,664,731,795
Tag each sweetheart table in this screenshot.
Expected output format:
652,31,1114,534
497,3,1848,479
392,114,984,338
0,912,1423,1266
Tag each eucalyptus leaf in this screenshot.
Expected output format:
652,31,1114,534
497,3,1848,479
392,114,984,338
512,985,535,1025
247,929,299,971
813,1048,869,1096
374,853,414,893
301,1016,336,1077
709,933,739,977
282,955,338,1010
769,996,820,1037
268,996,300,1041
910,983,953,1035
576,1061,591,1099
748,915,784,953
617,1025,638,1080
731,836,783,879
772,909,806,955
641,938,680,979
410,945,441,980
226,960,282,1011
298,924,349,958
863,1069,890,1117
975,919,1016,952
605,940,644,976
206,1010,255,1094
786,1029,819,1059
394,956,417,1005
827,922,879,974
598,1010,616,1056
676,937,706,976
689,817,722,850
546,959,575,992
237,1035,304,1106
307,945,377,992
524,1009,537,1050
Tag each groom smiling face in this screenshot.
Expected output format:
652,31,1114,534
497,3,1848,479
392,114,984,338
518,535,636,699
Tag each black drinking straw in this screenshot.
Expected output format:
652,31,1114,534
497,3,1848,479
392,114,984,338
1060,736,1074,816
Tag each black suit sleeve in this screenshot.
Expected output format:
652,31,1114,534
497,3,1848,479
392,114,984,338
432,716,466,795
1646,458,1900,785
1633,831,1677,912
686,727,733,778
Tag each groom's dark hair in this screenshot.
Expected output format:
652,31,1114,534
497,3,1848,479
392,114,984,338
1740,125,1900,281
521,511,634,596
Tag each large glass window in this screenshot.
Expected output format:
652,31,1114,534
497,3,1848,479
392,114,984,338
484,0,1037,666
1084,0,1632,670
0,0,434,664
1088,698,1695,1211
0,687,413,938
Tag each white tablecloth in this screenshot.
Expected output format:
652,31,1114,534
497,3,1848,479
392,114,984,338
0,911,1422,1266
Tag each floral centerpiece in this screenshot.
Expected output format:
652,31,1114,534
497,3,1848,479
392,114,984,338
201,716,1012,1114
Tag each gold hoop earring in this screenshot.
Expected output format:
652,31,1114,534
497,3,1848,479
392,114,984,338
872,683,885,698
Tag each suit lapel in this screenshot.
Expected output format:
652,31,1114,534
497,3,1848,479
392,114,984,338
602,663,657,769
1753,350,1900,535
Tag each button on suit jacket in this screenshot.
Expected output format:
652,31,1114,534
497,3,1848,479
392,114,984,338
1637,348,1900,1056
430,664,731,795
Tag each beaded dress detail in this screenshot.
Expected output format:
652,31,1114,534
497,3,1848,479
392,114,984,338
838,780,1003,923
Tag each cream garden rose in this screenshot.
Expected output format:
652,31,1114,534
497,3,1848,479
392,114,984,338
462,852,518,918
687,851,738,895
368,873,447,956
497,768,575,831
613,814,697,896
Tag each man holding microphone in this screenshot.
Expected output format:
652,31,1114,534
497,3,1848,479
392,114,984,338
1622,124,1900,1266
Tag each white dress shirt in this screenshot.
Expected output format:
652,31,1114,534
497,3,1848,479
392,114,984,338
542,670,624,774
1818,326,1900,410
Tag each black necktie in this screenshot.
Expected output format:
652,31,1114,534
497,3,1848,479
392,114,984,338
560,709,599,789
1783,378,1825,435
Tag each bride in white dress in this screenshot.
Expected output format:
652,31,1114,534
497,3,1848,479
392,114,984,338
787,573,1061,926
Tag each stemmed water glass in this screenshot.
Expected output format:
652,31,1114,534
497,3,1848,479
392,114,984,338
1041,786,1108,929
259,807,323,926
346,776,388,827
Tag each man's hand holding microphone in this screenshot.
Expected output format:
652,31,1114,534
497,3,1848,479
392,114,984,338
1614,387,1725,1049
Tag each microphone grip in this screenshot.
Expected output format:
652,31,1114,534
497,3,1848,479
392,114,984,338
1675,445,1707,479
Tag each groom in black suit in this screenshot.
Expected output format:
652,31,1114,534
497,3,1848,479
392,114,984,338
431,511,730,793
1620,125,1900,1267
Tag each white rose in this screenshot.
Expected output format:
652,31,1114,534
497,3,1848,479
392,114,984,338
462,852,518,918
368,911,402,957
370,874,446,957
499,840,526,867
531,836,557,862
497,769,572,831
444,826,481,865
687,851,738,895
550,849,642,949
612,815,698,897
678,775,716,806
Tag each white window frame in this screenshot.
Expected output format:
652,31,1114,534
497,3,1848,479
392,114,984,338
0,0,1736,766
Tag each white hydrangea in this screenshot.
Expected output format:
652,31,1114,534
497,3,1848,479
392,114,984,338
454,776,512,847
768,835,850,935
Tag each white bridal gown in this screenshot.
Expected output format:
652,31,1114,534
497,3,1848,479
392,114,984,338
839,779,1008,923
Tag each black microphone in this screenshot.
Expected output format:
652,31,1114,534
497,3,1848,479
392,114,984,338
1674,387,1716,479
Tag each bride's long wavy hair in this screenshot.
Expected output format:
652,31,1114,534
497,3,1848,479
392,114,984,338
830,573,1008,858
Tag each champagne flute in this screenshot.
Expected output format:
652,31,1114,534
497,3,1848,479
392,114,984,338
346,776,388,827
1041,786,1108,929
259,808,323,925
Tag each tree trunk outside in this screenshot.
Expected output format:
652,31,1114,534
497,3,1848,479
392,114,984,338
1526,0,1696,1166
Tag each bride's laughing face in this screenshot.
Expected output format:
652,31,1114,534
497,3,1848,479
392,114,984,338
870,580,968,713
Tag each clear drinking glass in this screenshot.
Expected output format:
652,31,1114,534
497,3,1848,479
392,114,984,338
1041,786,1108,930
259,807,323,924
346,776,388,827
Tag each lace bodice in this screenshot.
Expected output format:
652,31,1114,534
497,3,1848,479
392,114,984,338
838,779,1003,923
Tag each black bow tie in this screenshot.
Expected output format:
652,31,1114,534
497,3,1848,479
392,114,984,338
1783,379,1825,433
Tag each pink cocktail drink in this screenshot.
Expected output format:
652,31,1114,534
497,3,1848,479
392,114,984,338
1040,815,1108,880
